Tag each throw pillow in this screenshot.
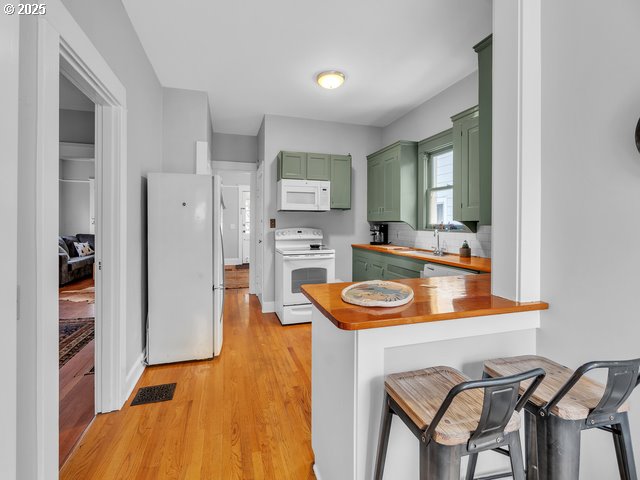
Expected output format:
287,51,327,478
73,241,94,257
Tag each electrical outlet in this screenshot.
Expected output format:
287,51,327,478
270,218,276,228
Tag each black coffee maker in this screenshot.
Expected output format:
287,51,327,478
370,224,389,245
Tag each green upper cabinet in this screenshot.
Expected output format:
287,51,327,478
278,151,307,180
452,106,480,224
277,150,351,210
306,153,331,180
367,155,384,221
330,155,351,209
366,141,418,228
474,35,492,225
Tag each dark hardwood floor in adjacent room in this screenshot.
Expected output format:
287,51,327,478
225,263,250,289
60,289,315,480
59,277,96,467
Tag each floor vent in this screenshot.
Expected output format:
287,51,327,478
131,383,177,406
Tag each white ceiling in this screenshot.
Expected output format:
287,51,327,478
122,0,492,135
59,74,94,112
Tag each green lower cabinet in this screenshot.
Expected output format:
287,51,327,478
352,248,424,281
452,106,481,225
330,155,351,209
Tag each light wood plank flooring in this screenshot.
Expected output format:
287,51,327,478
60,289,315,479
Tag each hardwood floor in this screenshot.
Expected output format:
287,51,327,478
60,289,315,479
59,277,96,466
224,264,250,289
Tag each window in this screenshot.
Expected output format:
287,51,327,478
419,128,466,231
427,148,454,226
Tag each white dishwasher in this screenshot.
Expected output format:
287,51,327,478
421,262,478,277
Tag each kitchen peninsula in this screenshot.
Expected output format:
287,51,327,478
301,275,548,480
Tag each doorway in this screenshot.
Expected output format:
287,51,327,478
29,13,129,476
57,74,97,465
212,162,256,291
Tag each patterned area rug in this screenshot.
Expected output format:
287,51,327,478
60,286,95,304
59,318,94,368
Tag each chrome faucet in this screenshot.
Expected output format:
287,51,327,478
432,224,449,256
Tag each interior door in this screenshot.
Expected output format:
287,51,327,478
240,186,251,263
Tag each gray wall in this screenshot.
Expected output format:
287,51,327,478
162,87,210,173
213,132,258,163
537,0,640,475
18,0,164,475
59,109,94,144
261,114,382,303
381,71,478,145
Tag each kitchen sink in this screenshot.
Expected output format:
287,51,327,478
402,250,447,258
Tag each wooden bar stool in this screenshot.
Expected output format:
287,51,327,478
467,355,640,480
374,365,546,480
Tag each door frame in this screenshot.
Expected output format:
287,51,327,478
34,3,128,476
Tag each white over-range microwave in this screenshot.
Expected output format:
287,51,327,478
277,179,330,211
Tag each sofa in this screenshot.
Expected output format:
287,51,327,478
58,234,95,286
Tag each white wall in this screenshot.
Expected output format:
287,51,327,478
537,0,640,476
213,132,257,163
0,12,19,478
162,87,210,174
59,161,95,236
261,114,382,304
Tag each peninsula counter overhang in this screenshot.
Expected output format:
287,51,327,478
301,274,548,331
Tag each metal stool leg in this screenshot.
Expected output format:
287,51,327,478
465,452,478,480
537,415,581,480
508,432,526,480
374,393,394,480
525,409,539,480
612,413,638,480
420,441,461,480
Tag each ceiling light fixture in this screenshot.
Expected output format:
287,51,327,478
316,70,345,90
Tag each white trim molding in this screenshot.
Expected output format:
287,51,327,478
124,353,146,403
491,0,542,302
29,2,129,477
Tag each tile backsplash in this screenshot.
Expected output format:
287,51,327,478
388,223,492,258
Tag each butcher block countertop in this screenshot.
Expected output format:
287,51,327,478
352,244,492,273
301,275,548,331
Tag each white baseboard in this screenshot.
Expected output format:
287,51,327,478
312,464,322,480
225,257,242,266
124,352,145,404
261,300,275,313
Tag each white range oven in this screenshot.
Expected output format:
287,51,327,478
275,228,335,325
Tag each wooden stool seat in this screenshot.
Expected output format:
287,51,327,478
484,355,630,420
385,366,521,446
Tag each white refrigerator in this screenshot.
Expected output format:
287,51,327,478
147,173,224,365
